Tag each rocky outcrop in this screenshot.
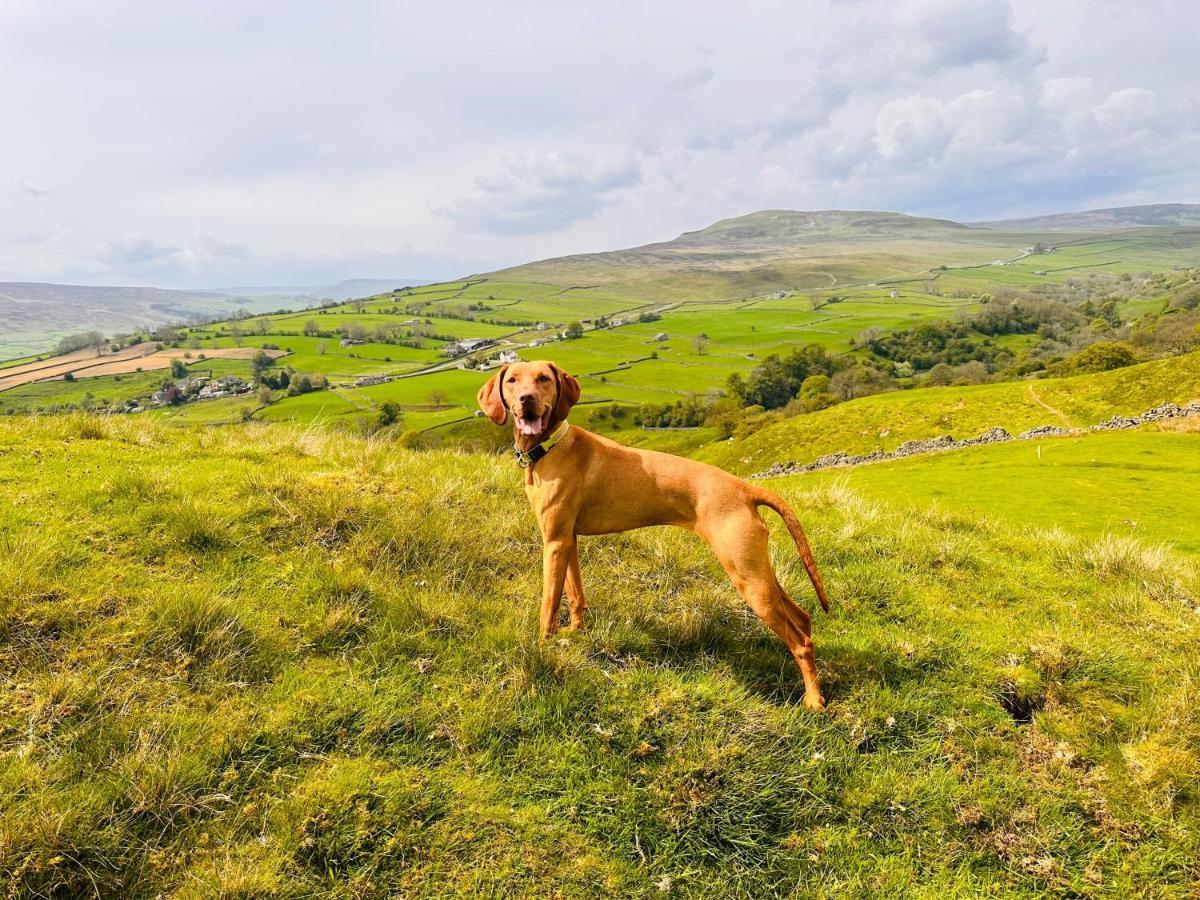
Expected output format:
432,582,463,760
751,401,1200,479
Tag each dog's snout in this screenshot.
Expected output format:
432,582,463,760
518,393,536,404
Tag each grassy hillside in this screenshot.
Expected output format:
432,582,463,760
2,415,1198,896
702,350,1200,474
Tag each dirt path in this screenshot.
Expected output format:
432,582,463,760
1026,383,1072,426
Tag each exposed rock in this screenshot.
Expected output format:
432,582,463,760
751,400,1200,479
1019,425,1071,439
964,427,1014,446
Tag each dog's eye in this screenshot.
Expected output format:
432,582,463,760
506,376,516,383
536,374,551,382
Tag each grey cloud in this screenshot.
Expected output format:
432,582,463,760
441,151,642,236
18,178,52,198
101,235,183,268
665,64,716,92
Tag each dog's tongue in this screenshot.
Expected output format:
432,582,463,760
517,413,548,436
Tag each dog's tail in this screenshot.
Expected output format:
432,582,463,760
752,487,830,612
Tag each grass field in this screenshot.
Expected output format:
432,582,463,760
793,429,1200,555
1,415,1198,897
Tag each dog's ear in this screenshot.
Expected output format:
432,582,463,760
476,365,509,425
552,364,581,421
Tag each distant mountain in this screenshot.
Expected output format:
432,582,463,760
0,277,431,359
491,203,1200,307
664,209,968,250
1,282,248,357
976,203,1200,231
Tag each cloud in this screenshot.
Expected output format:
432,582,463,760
1,0,1198,286
665,63,715,92
440,150,642,235
99,230,254,275
18,178,52,198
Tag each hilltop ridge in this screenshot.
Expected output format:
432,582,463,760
977,202,1200,231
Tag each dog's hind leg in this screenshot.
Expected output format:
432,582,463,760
701,512,825,710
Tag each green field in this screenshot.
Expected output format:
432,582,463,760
2,415,1198,896
794,429,1200,554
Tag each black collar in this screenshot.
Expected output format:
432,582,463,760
513,421,570,469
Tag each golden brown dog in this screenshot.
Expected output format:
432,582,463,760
477,359,831,709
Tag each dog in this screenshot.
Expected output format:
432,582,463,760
477,360,831,709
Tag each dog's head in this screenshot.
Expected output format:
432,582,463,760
476,360,580,438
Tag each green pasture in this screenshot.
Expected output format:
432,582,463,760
793,429,1200,555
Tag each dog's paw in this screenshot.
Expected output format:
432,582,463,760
802,691,826,712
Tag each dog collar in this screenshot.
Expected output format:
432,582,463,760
514,421,569,469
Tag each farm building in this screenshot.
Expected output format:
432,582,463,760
354,375,392,387
442,338,495,357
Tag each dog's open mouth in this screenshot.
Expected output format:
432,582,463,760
515,410,550,437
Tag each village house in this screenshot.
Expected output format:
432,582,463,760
196,374,251,401
339,337,366,348
481,349,521,370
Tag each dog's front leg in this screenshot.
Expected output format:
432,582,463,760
564,542,588,631
540,535,573,638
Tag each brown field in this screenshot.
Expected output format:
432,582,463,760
0,346,286,392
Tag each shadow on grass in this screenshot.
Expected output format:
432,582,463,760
626,612,952,709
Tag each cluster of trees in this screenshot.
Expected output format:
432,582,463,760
54,331,106,355
725,345,846,409
632,398,710,428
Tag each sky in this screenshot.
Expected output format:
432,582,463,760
2,0,1198,288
